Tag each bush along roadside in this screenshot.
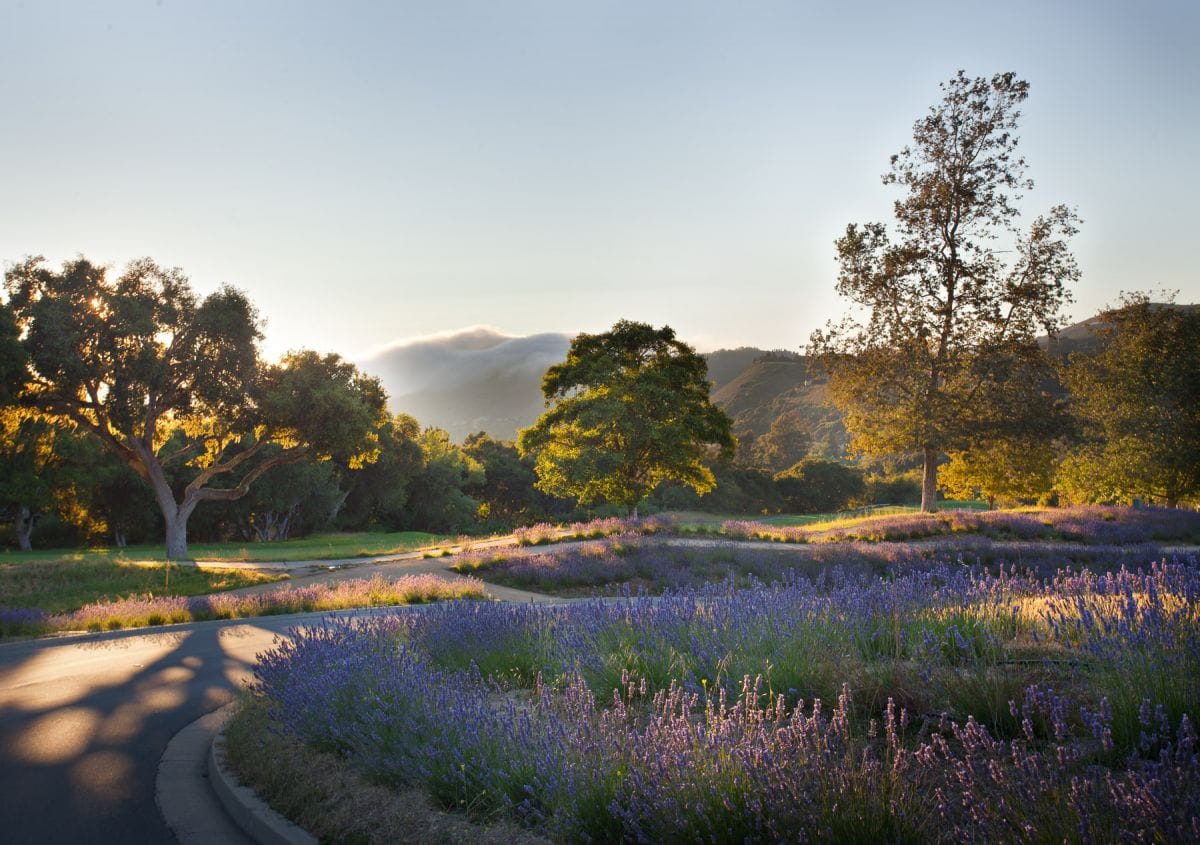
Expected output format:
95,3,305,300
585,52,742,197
0,573,485,637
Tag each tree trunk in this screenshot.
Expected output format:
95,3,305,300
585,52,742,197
328,488,350,524
14,506,34,552
921,447,939,513
165,517,188,560
113,528,128,549
629,505,638,519
278,506,297,541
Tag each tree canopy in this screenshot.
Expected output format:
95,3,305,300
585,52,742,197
809,71,1080,512
518,320,734,516
1060,295,1200,507
3,255,384,557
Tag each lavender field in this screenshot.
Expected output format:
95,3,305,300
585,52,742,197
452,534,1170,595
254,555,1200,842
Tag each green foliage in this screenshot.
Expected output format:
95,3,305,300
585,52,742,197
775,458,866,513
810,71,1079,511
519,321,735,514
228,449,343,541
338,413,425,531
463,432,573,527
2,256,382,557
1061,295,1200,506
0,302,26,404
940,438,1058,508
862,471,922,507
52,429,160,547
258,350,388,466
0,408,67,549
405,428,483,533
746,409,811,473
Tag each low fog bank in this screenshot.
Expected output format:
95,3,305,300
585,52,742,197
360,327,572,441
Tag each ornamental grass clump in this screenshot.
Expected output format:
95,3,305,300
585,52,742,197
1,573,485,637
251,555,1200,842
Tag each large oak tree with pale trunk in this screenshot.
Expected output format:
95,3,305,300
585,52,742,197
3,256,384,558
809,71,1080,512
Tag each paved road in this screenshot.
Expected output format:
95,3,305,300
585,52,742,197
0,613,319,844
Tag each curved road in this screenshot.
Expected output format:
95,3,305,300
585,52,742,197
0,611,319,843
0,538,562,845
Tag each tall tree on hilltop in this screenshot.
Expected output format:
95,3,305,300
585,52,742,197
519,320,734,517
3,256,384,557
809,71,1080,511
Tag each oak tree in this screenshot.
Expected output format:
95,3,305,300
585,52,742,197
3,256,383,557
518,321,734,517
810,71,1080,511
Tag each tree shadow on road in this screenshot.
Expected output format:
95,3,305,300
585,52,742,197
0,619,288,843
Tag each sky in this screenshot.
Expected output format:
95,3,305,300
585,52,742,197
1,0,1197,361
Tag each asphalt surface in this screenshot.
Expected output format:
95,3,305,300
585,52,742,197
0,613,317,844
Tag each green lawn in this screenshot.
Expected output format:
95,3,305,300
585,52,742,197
759,500,989,527
0,530,449,566
0,558,286,615
0,531,450,617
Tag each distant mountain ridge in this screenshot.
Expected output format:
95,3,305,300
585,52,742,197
358,308,1194,443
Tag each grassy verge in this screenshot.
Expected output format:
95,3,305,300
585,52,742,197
0,557,284,614
224,696,551,845
722,504,1200,545
0,530,449,566
0,573,486,638
758,499,988,527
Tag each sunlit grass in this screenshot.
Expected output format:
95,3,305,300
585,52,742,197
0,530,449,565
0,557,284,615
0,573,486,637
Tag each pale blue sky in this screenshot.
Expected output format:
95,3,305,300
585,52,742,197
1,0,1197,360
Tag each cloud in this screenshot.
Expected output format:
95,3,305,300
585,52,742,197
360,326,571,412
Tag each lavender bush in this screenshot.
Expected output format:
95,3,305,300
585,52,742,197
254,555,1200,842
512,516,676,546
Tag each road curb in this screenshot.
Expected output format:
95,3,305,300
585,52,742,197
157,702,253,844
209,725,318,845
